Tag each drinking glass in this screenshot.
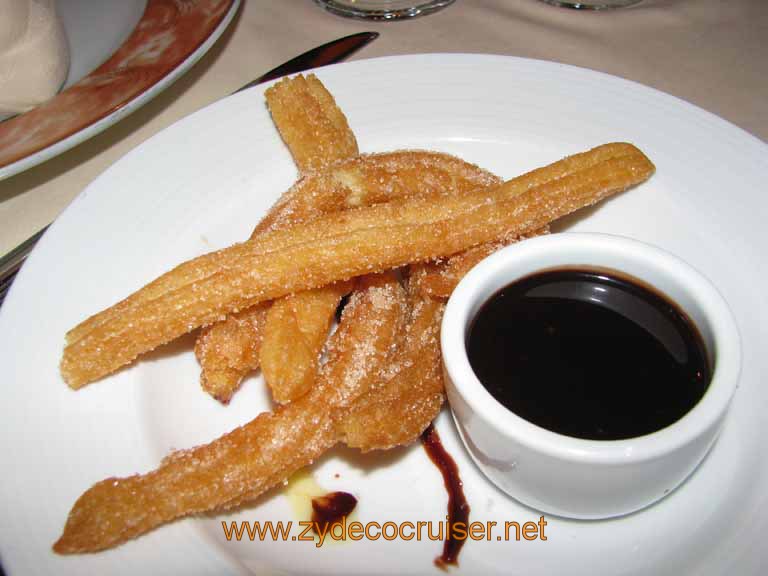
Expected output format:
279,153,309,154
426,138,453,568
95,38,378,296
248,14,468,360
314,0,455,20
538,0,642,9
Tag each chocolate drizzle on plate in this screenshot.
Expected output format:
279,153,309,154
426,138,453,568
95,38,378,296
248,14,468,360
421,423,471,568
311,491,357,534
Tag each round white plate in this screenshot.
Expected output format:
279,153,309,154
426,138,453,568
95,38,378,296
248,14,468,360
0,54,766,575
0,0,239,180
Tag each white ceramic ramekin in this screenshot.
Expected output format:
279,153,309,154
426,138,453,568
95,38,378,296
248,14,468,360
441,233,740,519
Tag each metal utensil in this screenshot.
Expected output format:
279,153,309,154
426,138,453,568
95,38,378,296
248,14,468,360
0,31,379,307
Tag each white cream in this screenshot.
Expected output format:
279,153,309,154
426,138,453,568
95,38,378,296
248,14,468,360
0,0,69,115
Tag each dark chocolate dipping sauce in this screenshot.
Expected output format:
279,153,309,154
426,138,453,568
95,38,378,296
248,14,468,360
421,423,471,569
467,269,711,440
311,491,357,534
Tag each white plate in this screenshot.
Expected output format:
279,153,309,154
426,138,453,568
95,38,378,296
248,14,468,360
1,54,766,575
0,0,239,180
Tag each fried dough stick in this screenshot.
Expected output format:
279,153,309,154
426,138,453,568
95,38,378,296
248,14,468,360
67,151,501,348
260,77,499,404
255,151,503,234
265,71,498,404
412,228,550,300
259,280,355,403
61,143,655,389
259,74,361,404
193,304,269,402
259,153,501,404
266,73,358,174
195,74,360,402
341,280,446,451
54,273,407,554
65,142,623,350
193,154,497,403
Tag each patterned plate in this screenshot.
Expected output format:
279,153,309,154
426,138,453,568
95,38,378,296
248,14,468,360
0,0,239,180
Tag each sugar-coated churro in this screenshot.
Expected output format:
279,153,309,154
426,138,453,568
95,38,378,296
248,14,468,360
193,304,269,403
195,150,499,401
265,73,358,174
197,74,362,403
60,143,655,389
254,150,502,234
411,228,550,300
54,273,407,553
260,280,353,403
342,282,445,451
63,143,625,349
253,149,499,403
256,150,500,402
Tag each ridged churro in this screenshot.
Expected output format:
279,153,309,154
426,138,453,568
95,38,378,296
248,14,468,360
260,280,353,403
199,74,362,403
60,143,655,389
196,151,500,402
69,151,499,346
63,143,624,349
193,304,268,404
342,283,445,451
255,150,502,234
411,228,550,300
54,273,407,553
258,150,500,403
265,73,358,174
258,75,501,405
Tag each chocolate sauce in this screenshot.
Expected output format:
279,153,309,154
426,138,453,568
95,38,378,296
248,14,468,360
421,423,471,568
467,269,711,440
311,491,357,534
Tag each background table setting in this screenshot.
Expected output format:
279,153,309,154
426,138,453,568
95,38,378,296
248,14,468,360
1,0,765,259
0,0,766,574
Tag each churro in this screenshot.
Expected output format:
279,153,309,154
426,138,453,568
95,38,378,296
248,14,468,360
69,151,499,346
199,74,362,403
54,273,407,553
342,283,445,451
265,73,358,174
260,280,353,403
255,150,502,234
257,148,500,403
193,304,268,403
412,228,550,300
64,143,623,349
196,151,499,401
60,143,655,389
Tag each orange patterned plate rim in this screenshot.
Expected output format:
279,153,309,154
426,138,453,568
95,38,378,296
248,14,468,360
0,0,240,181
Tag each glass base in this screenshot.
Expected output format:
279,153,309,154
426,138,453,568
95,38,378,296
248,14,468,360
314,0,455,20
538,0,642,9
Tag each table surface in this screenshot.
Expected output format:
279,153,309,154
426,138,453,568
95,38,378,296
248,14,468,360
0,0,765,258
